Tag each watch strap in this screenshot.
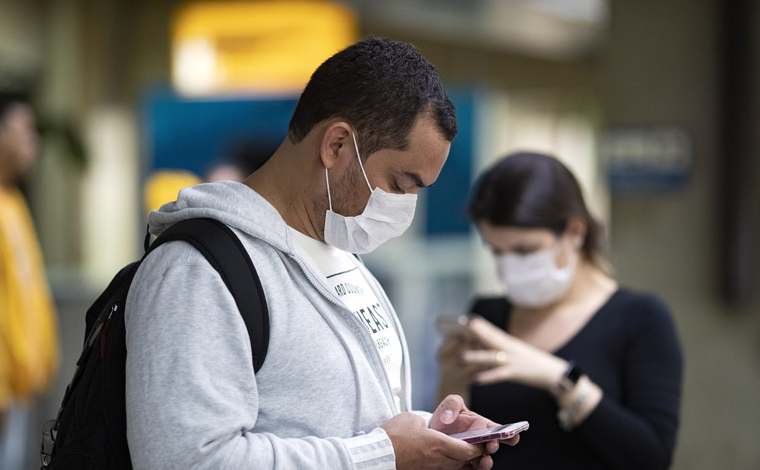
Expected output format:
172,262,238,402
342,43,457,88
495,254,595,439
551,360,583,397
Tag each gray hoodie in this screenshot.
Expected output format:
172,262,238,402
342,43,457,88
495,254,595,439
125,181,426,470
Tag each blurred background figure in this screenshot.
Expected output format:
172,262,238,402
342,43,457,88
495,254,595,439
204,140,278,183
0,91,59,470
438,152,682,469
142,140,278,215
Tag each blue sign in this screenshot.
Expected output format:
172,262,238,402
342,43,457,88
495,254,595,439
142,89,297,177
424,88,475,236
604,127,692,192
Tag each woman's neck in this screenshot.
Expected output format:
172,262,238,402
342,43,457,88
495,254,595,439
508,260,618,350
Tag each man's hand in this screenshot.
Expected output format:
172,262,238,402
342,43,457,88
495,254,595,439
429,395,520,469
381,412,491,470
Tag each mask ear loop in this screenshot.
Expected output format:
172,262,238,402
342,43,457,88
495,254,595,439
351,132,373,193
551,234,570,267
553,233,581,270
553,231,582,255
325,168,333,211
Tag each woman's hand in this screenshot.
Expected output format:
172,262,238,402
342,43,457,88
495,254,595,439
436,333,484,403
462,316,567,391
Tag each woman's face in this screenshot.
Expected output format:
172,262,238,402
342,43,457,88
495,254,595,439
478,221,576,269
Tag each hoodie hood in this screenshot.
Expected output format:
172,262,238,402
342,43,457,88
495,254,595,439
148,181,293,254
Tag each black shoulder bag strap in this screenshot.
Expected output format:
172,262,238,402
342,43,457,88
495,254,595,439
146,218,269,372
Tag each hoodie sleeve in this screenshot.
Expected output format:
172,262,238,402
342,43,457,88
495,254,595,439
125,243,395,470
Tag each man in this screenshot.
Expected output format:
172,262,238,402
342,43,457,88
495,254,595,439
0,91,59,469
126,38,516,470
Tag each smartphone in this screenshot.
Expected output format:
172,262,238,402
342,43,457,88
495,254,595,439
435,315,471,337
448,421,529,444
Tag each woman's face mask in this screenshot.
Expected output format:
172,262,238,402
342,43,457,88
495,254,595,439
323,132,418,254
496,238,579,309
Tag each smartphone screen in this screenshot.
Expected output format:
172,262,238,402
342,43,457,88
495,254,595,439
448,421,529,444
435,315,470,337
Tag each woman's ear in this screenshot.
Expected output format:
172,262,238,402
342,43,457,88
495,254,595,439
565,217,587,249
319,122,353,171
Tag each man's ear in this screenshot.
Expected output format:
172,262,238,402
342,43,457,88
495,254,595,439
319,122,353,171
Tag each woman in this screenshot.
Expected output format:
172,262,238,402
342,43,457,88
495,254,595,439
438,152,682,470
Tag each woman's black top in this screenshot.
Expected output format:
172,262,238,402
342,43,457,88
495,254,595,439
469,289,683,470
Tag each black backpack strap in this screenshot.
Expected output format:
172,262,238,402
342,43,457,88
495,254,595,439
147,218,269,372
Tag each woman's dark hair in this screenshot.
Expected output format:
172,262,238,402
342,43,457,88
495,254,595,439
288,37,456,157
468,152,607,266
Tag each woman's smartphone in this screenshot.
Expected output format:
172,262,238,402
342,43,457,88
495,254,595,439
448,421,529,444
435,315,471,337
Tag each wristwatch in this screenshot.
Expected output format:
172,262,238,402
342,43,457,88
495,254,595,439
551,360,583,397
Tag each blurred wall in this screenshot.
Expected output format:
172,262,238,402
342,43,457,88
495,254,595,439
382,1,760,468
603,0,760,468
0,0,44,79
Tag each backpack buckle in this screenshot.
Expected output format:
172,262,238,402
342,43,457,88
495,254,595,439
40,419,58,468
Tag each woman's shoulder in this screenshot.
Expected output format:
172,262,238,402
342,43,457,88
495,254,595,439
610,287,669,311
606,287,676,331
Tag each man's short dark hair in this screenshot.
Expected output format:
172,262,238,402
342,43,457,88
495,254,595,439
288,37,456,157
0,91,30,123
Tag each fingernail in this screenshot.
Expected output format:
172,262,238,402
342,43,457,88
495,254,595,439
442,409,454,424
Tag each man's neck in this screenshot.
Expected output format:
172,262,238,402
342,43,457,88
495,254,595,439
243,142,323,241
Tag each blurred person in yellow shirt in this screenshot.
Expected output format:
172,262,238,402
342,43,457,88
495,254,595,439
0,91,59,469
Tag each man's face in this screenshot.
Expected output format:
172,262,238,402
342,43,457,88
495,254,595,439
325,113,451,221
0,103,39,184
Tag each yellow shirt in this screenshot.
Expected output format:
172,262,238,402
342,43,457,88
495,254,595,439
0,187,59,409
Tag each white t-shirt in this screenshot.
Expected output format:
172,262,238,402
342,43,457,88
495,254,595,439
288,227,406,413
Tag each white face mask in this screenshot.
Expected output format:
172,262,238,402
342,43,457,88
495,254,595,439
496,239,578,308
323,132,418,254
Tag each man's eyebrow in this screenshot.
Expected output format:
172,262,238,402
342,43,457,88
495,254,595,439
405,171,432,188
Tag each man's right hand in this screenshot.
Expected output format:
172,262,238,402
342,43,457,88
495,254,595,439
380,412,491,470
